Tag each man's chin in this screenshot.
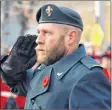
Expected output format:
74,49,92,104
37,57,47,65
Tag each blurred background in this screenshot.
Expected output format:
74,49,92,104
0,1,111,109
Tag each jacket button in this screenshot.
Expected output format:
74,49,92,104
31,99,35,104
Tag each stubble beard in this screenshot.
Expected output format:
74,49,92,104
45,46,65,66
45,36,66,66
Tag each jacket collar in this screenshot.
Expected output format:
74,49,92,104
53,44,87,80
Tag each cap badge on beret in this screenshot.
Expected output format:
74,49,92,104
45,6,53,17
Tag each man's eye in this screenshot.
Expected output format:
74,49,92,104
45,31,51,35
37,31,40,35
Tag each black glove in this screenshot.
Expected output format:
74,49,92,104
0,55,9,63
0,55,8,73
1,34,37,75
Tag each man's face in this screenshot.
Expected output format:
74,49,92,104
35,23,66,65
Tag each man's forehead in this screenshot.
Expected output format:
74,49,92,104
36,23,61,30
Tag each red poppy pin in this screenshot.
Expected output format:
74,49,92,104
42,76,50,87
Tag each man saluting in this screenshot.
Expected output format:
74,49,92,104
1,4,110,109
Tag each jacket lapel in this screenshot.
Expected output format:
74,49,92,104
29,65,53,99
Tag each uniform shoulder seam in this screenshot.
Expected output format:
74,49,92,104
80,56,103,70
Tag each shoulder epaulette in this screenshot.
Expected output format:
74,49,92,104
80,56,103,69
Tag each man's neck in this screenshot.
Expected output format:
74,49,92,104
65,45,79,56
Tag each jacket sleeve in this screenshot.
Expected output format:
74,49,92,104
69,68,111,109
1,68,34,97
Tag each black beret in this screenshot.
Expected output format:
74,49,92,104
36,4,83,30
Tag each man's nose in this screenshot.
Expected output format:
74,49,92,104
36,34,45,45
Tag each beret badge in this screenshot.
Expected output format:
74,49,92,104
45,6,53,17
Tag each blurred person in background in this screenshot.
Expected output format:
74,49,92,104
0,70,26,109
4,92,18,109
0,76,10,109
83,41,94,57
0,4,110,109
10,4,28,36
93,45,102,56
101,50,111,81
92,54,102,64
83,42,101,64
1,3,29,53
24,8,37,35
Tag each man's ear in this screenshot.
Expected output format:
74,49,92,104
67,30,78,45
